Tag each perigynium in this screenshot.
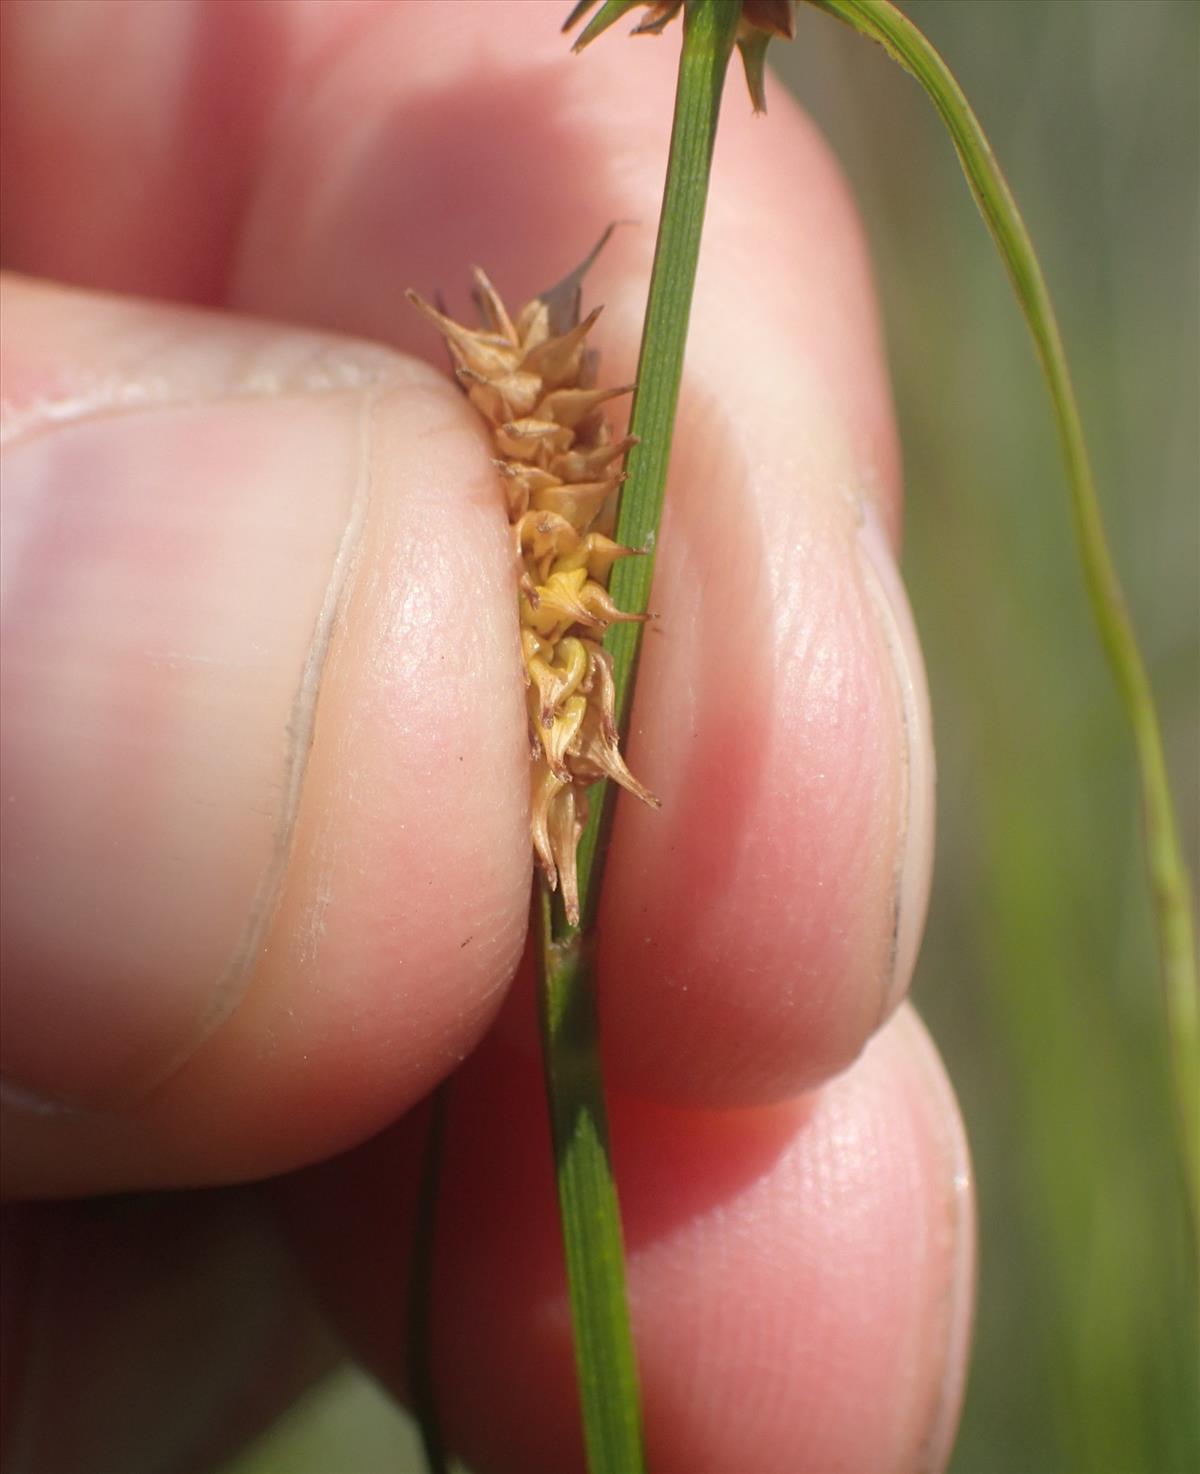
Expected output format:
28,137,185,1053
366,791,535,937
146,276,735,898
407,269,659,925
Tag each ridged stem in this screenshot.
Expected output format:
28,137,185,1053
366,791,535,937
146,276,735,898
537,5,740,1471
575,0,739,919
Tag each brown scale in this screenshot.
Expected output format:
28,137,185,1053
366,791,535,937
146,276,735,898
407,260,659,925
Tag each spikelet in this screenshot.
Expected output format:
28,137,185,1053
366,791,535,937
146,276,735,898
407,263,660,925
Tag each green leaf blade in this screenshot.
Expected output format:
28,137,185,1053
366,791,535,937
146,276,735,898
566,0,644,51
803,0,1199,1246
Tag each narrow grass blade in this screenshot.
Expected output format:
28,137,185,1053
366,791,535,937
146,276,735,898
802,0,1200,1242
566,0,644,51
408,1083,450,1474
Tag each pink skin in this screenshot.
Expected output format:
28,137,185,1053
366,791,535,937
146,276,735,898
0,3,969,1471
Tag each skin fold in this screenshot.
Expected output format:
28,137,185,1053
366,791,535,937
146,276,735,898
0,3,973,1471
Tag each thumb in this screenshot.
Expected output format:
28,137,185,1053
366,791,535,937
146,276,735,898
1,275,530,1197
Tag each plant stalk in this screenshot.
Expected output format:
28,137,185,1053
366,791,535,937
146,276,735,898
537,4,741,1471
574,0,740,922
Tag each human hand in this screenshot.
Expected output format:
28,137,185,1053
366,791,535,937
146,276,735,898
0,3,973,1470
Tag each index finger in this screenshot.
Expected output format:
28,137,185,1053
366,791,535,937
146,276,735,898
2,0,931,1192
1,0,899,531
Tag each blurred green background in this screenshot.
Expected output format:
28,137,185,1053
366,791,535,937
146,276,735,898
226,2,1198,1471
780,3,1199,1471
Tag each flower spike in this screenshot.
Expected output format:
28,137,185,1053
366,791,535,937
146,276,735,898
410,252,659,925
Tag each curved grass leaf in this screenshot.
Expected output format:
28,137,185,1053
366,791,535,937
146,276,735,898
802,0,1199,1244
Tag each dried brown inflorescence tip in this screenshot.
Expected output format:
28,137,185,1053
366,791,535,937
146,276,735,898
564,0,797,112
407,267,659,926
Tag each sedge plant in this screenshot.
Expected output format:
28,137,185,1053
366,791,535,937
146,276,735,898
405,3,1197,1470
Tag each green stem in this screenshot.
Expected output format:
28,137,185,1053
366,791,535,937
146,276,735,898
804,0,1199,1243
536,888,643,1474
408,1084,450,1474
575,0,740,923
537,4,740,1470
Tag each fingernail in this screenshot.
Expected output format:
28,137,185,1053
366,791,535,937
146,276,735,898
1,392,368,1108
855,500,936,1018
923,1163,976,1474
899,1006,976,1474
